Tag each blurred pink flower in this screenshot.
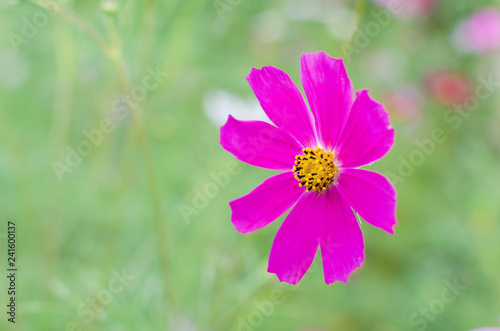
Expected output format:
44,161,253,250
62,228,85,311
372,0,435,19
383,86,423,122
452,8,500,54
425,70,471,107
469,316,500,331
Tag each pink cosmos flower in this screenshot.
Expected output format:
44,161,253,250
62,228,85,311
220,51,397,284
452,8,500,54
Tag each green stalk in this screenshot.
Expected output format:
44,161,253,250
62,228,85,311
103,14,175,324
30,0,175,325
343,0,367,59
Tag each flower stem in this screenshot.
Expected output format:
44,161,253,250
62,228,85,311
343,0,367,59
103,15,176,322
30,0,109,53
30,0,175,324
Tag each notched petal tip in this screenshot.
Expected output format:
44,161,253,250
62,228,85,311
246,65,280,81
219,114,235,146
301,50,346,64
355,89,392,118
355,89,370,97
323,252,365,285
246,67,261,81
229,201,252,234
229,200,265,235
360,89,392,116
220,113,235,128
385,223,396,235
325,267,361,285
266,268,301,285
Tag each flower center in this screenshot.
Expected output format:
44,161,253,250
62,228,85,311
293,147,338,193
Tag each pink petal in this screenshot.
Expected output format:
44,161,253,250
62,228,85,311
230,172,304,234
336,168,397,235
300,51,353,150
267,193,321,284
336,90,394,168
247,66,317,147
220,115,302,170
319,187,365,284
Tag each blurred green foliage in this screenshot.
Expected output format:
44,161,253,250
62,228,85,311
0,0,499,330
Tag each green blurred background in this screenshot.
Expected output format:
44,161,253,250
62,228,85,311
1,0,499,330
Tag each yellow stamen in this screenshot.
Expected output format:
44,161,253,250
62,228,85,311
293,147,338,193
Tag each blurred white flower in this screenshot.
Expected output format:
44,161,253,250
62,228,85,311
372,0,435,19
284,0,347,23
251,10,288,44
170,316,197,331
361,49,406,83
282,0,359,42
202,89,269,127
0,0,19,8
101,0,118,14
325,7,359,41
